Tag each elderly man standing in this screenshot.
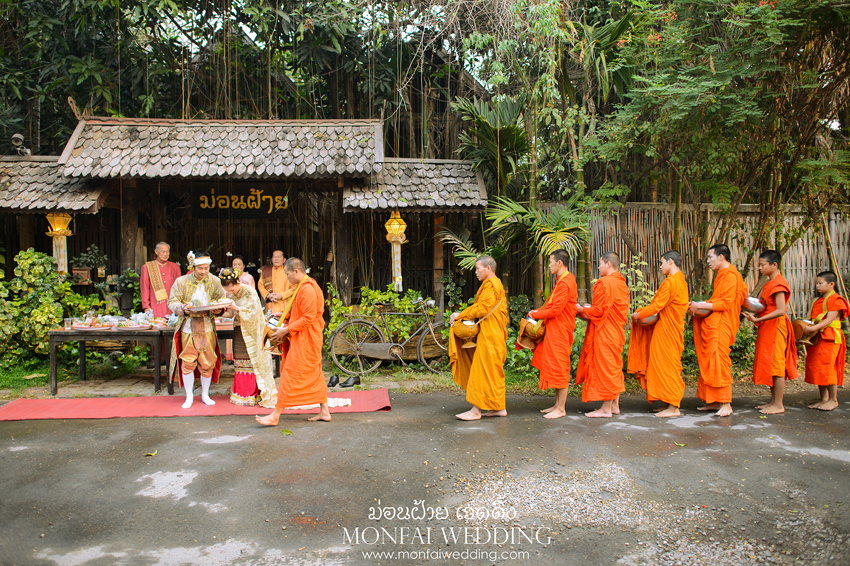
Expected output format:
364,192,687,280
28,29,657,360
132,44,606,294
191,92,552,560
140,242,181,368
168,251,227,409
259,250,293,314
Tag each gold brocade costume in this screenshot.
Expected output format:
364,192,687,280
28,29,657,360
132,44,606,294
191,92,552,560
230,284,277,408
167,273,226,384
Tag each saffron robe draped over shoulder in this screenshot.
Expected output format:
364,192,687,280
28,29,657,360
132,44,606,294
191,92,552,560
528,271,578,390
449,277,508,411
275,276,327,409
805,293,849,387
627,271,689,407
693,266,747,404
259,265,293,314
752,275,799,385
575,272,629,402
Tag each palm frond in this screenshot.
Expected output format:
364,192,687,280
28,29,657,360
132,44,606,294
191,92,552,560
437,227,481,270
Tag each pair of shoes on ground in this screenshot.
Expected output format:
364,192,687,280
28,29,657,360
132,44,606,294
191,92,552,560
327,375,359,388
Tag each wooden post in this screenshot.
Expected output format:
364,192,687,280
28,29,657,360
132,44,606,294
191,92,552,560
152,193,168,251
433,215,445,312
17,214,35,252
120,184,139,271
336,191,353,306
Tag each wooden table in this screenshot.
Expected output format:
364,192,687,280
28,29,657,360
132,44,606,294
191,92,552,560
48,328,165,395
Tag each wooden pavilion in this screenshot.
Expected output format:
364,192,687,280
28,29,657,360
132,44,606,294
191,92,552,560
0,115,486,308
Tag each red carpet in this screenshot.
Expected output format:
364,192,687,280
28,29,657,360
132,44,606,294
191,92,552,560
0,389,391,421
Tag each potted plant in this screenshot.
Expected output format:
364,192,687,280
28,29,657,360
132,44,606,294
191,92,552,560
70,245,109,285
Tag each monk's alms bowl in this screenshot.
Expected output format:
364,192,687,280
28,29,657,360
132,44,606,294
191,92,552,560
576,303,591,321
636,313,659,326
521,317,546,340
452,319,479,341
792,318,819,346
693,308,712,318
743,296,766,314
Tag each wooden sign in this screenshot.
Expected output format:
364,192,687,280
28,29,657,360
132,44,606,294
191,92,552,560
192,184,291,219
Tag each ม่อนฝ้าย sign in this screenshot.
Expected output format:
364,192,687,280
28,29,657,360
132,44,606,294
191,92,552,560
193,184,290,218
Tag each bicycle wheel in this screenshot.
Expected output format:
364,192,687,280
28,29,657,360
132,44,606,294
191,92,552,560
329,320,385,376
417,321,450,374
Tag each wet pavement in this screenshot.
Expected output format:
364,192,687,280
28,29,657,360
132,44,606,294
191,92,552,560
1,391,849,565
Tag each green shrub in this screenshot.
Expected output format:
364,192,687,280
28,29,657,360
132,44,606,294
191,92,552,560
508,294,532,328
0,249,117,368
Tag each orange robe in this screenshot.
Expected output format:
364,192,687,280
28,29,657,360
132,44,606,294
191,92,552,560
627,271,689,407
529,271,578,390
752,275,798,385
449,277,508,410
804,293,849,387
693,266,747,404
259,265,294,314
275,276,327,408
575,272,629,402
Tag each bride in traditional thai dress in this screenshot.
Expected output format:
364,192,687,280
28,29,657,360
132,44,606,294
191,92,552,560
218,268,277,408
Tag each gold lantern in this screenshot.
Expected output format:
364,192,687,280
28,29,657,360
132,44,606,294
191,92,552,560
385,211,407,292
45,213,73,274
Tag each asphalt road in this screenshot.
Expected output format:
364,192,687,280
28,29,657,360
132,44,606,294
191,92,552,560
1,391,849,566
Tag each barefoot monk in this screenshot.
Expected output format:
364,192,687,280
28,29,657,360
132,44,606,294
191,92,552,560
575,252,629,418
688,244,747,418
526,249,578,420
256,257,330,425
627,250,689,418
449,255,508,421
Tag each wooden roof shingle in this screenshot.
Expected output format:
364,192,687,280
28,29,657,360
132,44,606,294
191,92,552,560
58,117,383,179
343,159,487,212
0,157,105,214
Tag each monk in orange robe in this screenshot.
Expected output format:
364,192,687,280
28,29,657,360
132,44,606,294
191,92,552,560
688,244,747,417
627,250,689,418
525,249,577,419
449,255,508,421
575,252,629,418
802,270,849,411
742,250,799,414
256,257,329,425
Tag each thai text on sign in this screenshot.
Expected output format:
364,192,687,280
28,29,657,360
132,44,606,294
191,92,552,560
193,185,290,218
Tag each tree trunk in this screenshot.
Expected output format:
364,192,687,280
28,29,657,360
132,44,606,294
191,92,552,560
672,178,682,251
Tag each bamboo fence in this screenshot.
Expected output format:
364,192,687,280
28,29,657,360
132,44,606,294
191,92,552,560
560,204,849,315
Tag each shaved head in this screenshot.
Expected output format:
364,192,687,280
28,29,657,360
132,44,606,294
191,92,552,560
817,270,838,286
476,255,497,271
661,250,683,267
284,257,306,273
600,252,620,270
550,249,570,267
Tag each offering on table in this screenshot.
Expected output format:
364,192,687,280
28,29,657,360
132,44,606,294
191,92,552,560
116,320,153,330
72,316,113,330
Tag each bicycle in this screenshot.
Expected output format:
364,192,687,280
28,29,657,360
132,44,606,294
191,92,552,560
328,298,450,376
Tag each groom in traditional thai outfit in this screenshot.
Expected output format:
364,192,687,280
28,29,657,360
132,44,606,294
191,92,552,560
257,257,330,424
141,241,181,368
168,251,227,409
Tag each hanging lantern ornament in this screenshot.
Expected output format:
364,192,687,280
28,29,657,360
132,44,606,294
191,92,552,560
45,213,73,274
385,211,408,292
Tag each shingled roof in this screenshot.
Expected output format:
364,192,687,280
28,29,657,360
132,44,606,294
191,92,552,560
0,157,106,214
58,117,383,179
343,159,487,212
